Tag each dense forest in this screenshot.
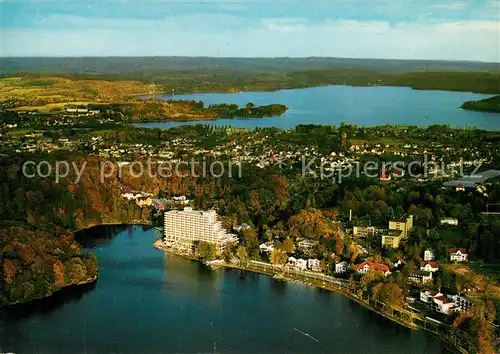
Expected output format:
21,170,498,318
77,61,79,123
461,95,500,113
1,57,499,94
0,155,149,305
208,103,287,118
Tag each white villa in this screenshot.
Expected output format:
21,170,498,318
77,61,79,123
424,249,435,261
440,217,459,226
259,242,275,254
420,261,439,273
335,261,348,274
296,258,307,271
307,259,321,272
449,248,468,263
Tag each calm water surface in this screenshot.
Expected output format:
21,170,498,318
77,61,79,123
1,226,449,353
134,86,498,130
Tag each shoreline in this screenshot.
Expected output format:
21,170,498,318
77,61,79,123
73,220,152,233
1,221,152,308
153,241,469,354
146,83,499,97
1,275,98,308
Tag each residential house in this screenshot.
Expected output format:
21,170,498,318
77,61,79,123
172,195,191,206
449,248,468,262
234,223,251,232
296,258,307,271
379,170,391,181
298,239,316,251
307,259,321,272
356,261,390,276
440,217,459,226
335,261,348,274
433,294,457,314
136,197,153,208
259,242,275,254
408,271,433,284
420,261,439,273
420,290,440,303
392,168,404,178
424,249,435,261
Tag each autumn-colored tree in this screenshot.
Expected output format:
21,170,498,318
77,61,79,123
270,249,288,267
452,300,497,354
371,283,404,309
281,238,295,254
249,191,261,214
3,259,16,285
53,259,66,287
83,252,99,278
65,258,87,284
287,209,337,239
236,245,248,261
19,244,38,265
360,269,384,287
196,241,217,262
242,228,259,249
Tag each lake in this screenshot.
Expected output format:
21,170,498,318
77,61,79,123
0,225,449,353
133,86,499,131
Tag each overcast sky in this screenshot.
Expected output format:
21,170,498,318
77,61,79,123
1,0,499,61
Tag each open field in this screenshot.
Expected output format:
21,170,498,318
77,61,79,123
0,76,155,109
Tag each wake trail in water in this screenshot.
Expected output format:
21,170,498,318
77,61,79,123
293,327,319,343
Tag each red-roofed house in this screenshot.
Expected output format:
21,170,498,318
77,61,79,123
379,170,391,181
420,290,441,303
449,248,468,263
420,290,459,314
356,261,390,276
433,294,456,314
392,168,404,178
420,261,439,273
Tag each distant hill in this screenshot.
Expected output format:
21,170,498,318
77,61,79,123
1,57,499,94
1,57,499,76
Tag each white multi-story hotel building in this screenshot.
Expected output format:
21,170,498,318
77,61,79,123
164,207,238,253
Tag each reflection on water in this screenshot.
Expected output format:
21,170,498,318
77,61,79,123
1,225,447,354
75,224,130,248
162,252,223,300
0,281,97,320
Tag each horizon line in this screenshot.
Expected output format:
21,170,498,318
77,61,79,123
0,55,498,64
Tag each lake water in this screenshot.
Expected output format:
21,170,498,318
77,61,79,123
0,225,449,353
133,86,499,131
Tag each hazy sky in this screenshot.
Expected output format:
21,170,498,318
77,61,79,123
1,0,499,61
